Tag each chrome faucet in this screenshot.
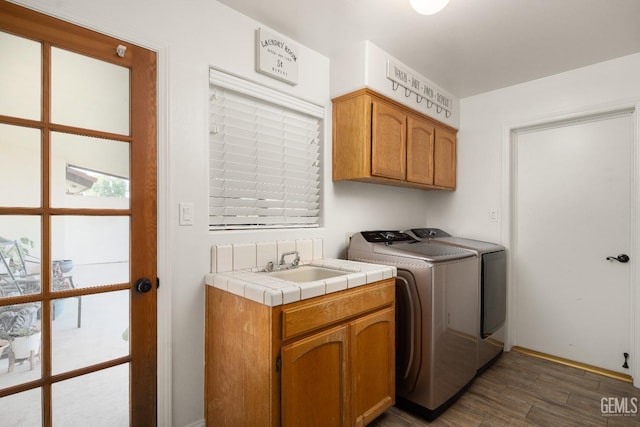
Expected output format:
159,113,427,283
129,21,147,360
279,251,300,269
263,251,301,272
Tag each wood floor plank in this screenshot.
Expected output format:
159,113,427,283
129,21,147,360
567,392,606,415
526,405,606,427
607,415,640,426
430,406,483,427
598,380,640,398
536,370,602,392
369,350,640,427
452,387,532,419
502,384,569,409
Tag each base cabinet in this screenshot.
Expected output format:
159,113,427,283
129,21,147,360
206,279,395,427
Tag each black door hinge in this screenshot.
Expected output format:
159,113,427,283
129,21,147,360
276,356,282,372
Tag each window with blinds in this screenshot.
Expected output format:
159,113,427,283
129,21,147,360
209,69,323,230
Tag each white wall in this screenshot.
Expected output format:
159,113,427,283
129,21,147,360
11,1,432,425
425,52,640,244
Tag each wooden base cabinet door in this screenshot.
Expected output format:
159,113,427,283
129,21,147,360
281,326,350,427
351,308,395,427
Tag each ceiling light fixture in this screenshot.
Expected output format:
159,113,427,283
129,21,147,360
410,0,449,15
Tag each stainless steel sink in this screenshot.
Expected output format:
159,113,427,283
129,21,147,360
265,265,352,283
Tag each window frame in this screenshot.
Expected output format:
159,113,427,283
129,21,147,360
208,68,324,231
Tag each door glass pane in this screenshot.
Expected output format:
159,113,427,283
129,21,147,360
0,215,42,297
50,132,130,209
51,216,129,288
0,388,42,426
51,47,130,135
52,364,129,426
0,302,42,388
0,31,41,120
52,291,129,374
0,124,41,208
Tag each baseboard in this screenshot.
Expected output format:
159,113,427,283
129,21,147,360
511,346,632,383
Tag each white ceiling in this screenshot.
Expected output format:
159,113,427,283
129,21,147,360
217,0,640,98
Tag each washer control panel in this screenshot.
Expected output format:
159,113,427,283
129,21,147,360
411,228,451,239
360,231,417,243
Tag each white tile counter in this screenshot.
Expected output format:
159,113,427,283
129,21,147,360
206,239,396,306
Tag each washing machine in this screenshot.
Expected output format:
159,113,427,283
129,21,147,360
348,231,479,419
408,228,506,371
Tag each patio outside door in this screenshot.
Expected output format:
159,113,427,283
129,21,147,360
0,2,157,426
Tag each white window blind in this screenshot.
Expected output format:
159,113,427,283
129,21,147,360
209,69,323,230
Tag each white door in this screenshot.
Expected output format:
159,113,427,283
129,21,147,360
514,110,634,374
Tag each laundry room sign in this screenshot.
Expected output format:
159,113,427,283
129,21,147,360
255,27,299,85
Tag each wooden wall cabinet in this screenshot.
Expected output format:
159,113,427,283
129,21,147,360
205,278,395,427
332,88,457,190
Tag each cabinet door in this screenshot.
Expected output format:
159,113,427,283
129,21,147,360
407,114,435,185
281,325,349,427
371,99,406,180
350,308,395,427
434,126,457,188
332,93,370,181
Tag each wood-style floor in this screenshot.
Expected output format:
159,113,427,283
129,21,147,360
370,350,640,426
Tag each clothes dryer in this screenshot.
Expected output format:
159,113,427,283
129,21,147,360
408,228,506,371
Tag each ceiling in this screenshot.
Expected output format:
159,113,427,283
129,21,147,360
217,0,640,98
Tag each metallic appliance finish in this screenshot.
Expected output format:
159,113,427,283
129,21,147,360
348,231,479,417
408,228,506,371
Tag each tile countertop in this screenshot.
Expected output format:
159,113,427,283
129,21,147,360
205,258,396,307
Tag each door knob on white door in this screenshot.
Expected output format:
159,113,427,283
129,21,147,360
606,254,630,263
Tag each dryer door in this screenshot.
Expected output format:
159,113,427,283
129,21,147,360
395,270,422,395
482,251,506,337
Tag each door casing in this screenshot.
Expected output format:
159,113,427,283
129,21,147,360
0,1,171,423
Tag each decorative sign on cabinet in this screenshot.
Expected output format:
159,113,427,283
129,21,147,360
386,59,453,119
332,88,457,191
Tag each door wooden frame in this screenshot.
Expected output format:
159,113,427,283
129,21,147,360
0,1,170,423
502,100,640,386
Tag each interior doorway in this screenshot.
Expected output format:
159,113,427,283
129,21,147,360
510,108,636,378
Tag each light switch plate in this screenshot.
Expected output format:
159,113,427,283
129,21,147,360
179,202,194,226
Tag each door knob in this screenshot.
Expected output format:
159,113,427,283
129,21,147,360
135,277,153,293
606,254,630,263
